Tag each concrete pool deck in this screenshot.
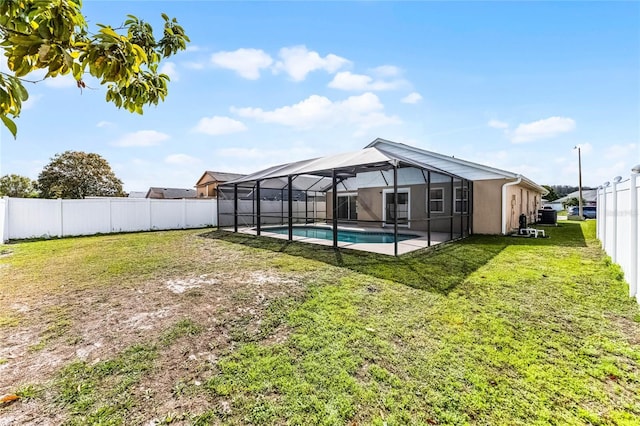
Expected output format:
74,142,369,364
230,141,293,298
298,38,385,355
227,224,460,256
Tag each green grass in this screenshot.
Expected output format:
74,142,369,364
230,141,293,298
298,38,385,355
198,222,640,425
160,318,204,346
0,229,210,300
55,343,158,424
1,222,639,424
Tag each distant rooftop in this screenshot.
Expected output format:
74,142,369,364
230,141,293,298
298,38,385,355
146,187,197,199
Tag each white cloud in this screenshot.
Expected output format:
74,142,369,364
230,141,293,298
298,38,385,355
510,116,576,143
111,130,170,147
185,45,203,52
165,154,201,165
274,45,350,81
97,121,114,128
328,71,403,91
160,62,179,81
595,161,627,185
487,119,509,129
193,116,248,135
215,144,319,172
401,92,423,104
604,143,636,160
231,92,401,134
211,48,273,80
371,65,401,77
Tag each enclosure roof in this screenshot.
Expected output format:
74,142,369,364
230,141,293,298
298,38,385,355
224,147,462,189
224,139,546,194
368,138,547,194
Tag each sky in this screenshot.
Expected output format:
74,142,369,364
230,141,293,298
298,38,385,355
1,1,639,193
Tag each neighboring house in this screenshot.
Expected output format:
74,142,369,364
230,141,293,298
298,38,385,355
145,187,197,199
220,138,547,235
195,171,246,198
546,189,597,211
127,191,147,198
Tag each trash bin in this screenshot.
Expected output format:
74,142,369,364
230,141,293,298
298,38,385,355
538,209,557,225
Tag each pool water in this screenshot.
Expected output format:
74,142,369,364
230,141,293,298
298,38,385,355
263,226,419,244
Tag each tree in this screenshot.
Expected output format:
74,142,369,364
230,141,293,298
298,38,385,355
0,173,36,197
562,197,585,209
0,0,189,137
37,151,124,198
542,185,559,201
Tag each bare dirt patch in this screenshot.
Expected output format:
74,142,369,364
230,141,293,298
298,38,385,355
0,246,306,424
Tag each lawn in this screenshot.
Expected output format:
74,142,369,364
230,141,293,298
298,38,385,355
0,221,639,425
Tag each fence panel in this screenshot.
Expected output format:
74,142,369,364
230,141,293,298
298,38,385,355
111,199,152,232
7,198,62,239
598,172,640,302
185,200,217,228
62,199,111,236
149,200,185,230
1,197,218,242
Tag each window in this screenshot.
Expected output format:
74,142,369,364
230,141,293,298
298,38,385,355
455,187,469,213
429,188,444,213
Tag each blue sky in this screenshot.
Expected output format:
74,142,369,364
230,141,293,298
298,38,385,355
1,1,638,192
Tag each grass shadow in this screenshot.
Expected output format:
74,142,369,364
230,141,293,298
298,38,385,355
200,221,590,294
199,230,508,295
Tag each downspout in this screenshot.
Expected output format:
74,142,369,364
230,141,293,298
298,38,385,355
501,175,522,235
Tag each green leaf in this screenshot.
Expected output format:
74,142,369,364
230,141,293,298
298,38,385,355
1,115,18,138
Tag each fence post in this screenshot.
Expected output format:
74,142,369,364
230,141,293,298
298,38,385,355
108,198,113,233
611,177,620,263
601,182,609,250
182,198,187,229
1,196,9,243
148,198,153,231
58,198,63,238
630,167,640,300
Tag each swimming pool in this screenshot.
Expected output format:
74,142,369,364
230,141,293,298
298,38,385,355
262,226,420,244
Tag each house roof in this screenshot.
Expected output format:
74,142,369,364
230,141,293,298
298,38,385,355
550,189,598,204
146,187,197,199
196,171,246,186
224,138,547,194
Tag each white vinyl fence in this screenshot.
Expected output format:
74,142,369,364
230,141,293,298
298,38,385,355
596,169,640,302
0,197,218,242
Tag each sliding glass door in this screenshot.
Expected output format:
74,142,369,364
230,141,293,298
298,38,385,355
383,189,409,226
337,194,357,221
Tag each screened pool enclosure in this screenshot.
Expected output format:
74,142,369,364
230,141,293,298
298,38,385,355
217,147,472,256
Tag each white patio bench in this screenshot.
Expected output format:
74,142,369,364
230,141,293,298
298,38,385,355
524,228,545,238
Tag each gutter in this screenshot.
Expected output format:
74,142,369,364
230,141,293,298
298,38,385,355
501,176,522,235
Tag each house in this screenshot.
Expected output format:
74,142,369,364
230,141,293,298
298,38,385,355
127,191,147,198
218,138,547,249
145,187,197,199
545,189,597,211
195,171,246,198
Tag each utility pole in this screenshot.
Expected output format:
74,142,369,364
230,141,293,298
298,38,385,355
574,146,583,219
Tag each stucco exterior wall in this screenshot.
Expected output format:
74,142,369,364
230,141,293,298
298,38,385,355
327,178,544,235
472,179,504,234
504,183,543,232
329,181,469,233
